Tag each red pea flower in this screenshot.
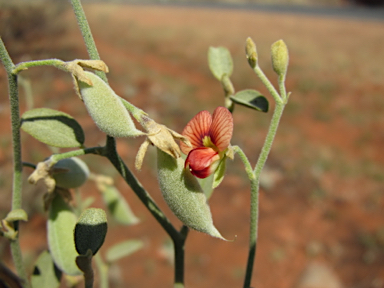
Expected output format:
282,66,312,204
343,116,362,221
180,106,233,178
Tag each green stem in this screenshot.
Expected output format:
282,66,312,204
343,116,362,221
12,59,65,75
120,97,148,124
0,38,31,288
278,74,287,103
104,136,180,241
253,65,282,104
70,0,107,82
49,146,104,165
233,146,255,182
243,102,285,288
173,225,189,288
70,1,186,285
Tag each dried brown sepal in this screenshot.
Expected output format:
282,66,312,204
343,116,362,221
144,118,191,158
1,219,18,240
73,60,109,73
44,188,72,211
28,161,56,193
64,59,108,99
135,139,151,170
135,116,191,170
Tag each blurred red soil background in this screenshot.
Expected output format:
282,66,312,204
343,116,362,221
1,1,384,288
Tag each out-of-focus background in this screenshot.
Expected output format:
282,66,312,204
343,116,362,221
0,0,384,287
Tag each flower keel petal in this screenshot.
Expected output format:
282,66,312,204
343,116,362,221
185,147,220,178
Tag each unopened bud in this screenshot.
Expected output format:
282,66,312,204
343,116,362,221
271,39,289,76
245,37,258,68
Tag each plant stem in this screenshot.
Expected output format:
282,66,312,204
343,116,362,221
243,102,285,288
70,1,186,285
70,0,107,82
12,59,65,75
253,65,282,104
0,38,31,288
173,225,189,288
104,136,180,240
49,146,104,164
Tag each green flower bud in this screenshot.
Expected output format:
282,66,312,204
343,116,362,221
271,39,289,77
52,157,89,189
78,71,144,138
157,149,226,240
48,193,82,276
74,208,108,256
245,37,258,68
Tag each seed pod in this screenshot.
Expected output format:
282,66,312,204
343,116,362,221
74,208,108,255
157,149,225,239
78,71,144,138
48,193,81,276
52,157,89,189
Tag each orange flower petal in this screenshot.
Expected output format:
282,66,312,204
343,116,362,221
185,147,220,178
180,110,212,155
209,107,233,151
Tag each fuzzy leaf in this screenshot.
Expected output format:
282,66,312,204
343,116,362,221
48,193,81,276
230,89,269,112
31,250,61,288
21,108,84,148
208,47,233,81
106,240,143,263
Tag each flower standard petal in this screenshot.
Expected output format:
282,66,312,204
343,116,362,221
185,147,220,178
180,110,212,155
209,107,233,152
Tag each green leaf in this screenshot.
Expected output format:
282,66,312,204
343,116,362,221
31,250,62,288
48,193,81,276
5,209,28,222
208,46,233,81
230,90,269,112
100,185,139,226
106,240,143,263
21,108,85,148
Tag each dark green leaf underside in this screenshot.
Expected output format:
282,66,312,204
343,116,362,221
230,89,269,112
